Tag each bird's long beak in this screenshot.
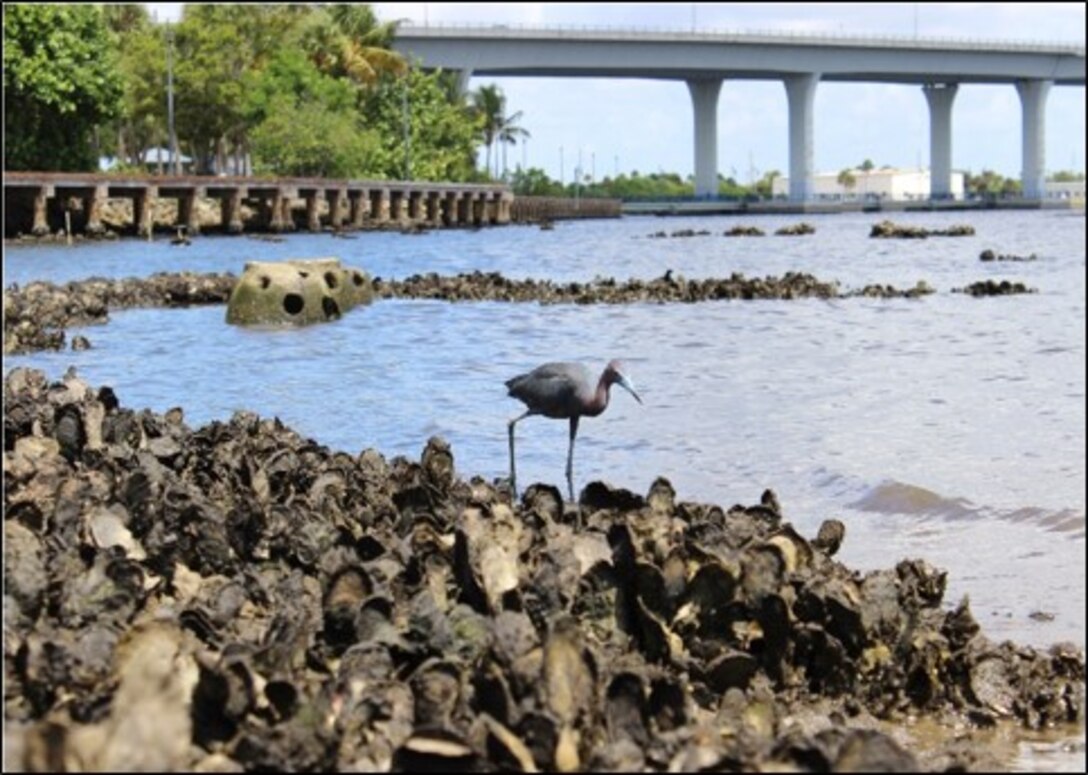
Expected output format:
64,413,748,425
617,374,643,404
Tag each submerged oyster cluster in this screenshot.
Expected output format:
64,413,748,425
3,367,1083,771
869,221,976,238
3,273,236,354
6,267,1032,356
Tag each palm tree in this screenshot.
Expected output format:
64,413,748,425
471,85,531,179
498,110,529,179
471,84,505,178
300,5,406,88
837,168,857,199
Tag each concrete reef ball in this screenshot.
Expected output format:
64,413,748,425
226,258,372,326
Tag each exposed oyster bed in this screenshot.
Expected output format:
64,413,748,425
5,268,1039,356
3,367,1083,771
869,221,976,239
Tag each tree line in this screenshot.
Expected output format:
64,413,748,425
5,7,1082,192
3,4,528,182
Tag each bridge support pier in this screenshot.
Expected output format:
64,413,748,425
785,73,819,203
135,187,158,237
497,191,513,224
1016,79,1051,200
32,185,52,236
473,193,487,226
426,192,441,225
350,190,369,228
687,78,723,199
83,184,108,235
221,188,245,233
267,189,288,232
178,188,204,235
923,83,958,199
304,191,322,232
408,191,423,222
444,192,459,226
328,188,348,230
374,189,391,223
454,69,473,95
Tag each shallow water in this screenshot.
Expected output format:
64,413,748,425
5,210,1085,654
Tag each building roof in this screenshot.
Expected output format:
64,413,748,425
140,147,192,164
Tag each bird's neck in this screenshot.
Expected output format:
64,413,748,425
586,375,611,416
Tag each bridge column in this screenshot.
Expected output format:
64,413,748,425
327,188,348,230
377,189,391,223
425,192,441,225
1016,79,1052,200
473,193,487,226
923,83,958,200
458,193,473,225
267,187,294,232
221,188,245,233
304,191,322,232
350,189,369,228
497,191,513,224
32,185,53,236
686,78,723,199
178,187,204,235
83,184,108,235
454,69,473,95
444,192,459,226
785,73,819,203
267,189,285,232
135,186,158,237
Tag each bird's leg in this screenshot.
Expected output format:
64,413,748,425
508,411,530,501
566,416,580,508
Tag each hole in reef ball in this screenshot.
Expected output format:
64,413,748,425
283,294,304,315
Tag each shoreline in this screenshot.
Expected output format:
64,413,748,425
3,366,1084,771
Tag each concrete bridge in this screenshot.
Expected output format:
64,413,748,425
393,24,1086,200
2,172,513,237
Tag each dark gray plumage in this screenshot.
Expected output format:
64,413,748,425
506,359,642,502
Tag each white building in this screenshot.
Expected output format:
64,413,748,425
1044,179,1085,200
772,167,965,201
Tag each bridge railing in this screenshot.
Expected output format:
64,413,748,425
396,21,1086,56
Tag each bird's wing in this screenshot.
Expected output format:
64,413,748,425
507,362,589,415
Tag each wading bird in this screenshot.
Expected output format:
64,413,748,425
506,360,642,502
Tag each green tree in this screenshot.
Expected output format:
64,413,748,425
497,109,530,180
245,48,375,177
172,5,306,173
4,4,123,170
511,166,564,196
717,175,749,199
173,6,251,172
299,4,406,89
471,84,505,178
469,84,530,179
754,170,781,198
966,169,1020,197
837,168,857,198
859,158,875,172
104,6,166,169
363,67,480,181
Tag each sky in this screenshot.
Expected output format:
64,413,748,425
147,2,1085,184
